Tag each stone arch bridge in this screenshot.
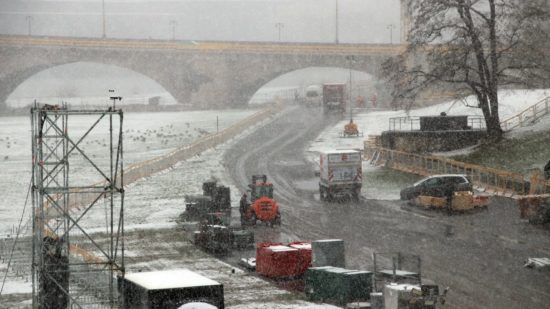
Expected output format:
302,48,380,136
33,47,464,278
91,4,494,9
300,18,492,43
0,35,405,109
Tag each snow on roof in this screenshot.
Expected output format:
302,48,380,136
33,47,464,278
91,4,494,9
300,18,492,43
313,239,344,243
384,283,421,291
320,149,360,154
289,243,311,250
267,245,299,252
125,269,220,290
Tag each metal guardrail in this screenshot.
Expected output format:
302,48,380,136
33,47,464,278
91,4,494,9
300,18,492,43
501,97,550,131
67,103,284,211
388,116,486,131
364,145,550,196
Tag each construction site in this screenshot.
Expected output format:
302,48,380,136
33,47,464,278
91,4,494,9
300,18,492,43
1,90,549,308
1,1,550,307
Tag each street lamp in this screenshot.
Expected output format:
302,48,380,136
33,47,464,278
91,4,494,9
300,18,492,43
387,24,395,44
169,20,177,41
346,55,356,121
335,0,339,44
102,0,106,38
26,15,32,36
275,23,284,42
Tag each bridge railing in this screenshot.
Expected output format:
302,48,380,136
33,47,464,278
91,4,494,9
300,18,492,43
364,144,550,196
501,96,550,131
388,116,486,131
67,103,284,210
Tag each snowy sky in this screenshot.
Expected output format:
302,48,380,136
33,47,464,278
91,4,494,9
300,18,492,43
0,0,402,43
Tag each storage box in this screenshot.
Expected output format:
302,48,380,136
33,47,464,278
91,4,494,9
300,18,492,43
256,243,301,278
305,266,371,305
383,283,421,309
344,271,373,302
119,269,224,309
452,191,474,210
288,241,312,276
312,239,345,268
415,195,447,208
305,266,336,301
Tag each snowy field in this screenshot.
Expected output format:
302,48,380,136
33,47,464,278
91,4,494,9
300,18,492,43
2,88,550,302
0,109,255,236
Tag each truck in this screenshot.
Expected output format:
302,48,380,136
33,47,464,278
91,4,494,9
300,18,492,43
322,83,346,114
319,150,362,201
305,85,322,108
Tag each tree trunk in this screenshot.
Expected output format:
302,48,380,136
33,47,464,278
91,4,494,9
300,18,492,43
485,112,503,141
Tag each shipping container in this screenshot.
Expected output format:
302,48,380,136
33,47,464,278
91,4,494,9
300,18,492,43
256,243,301,278
305,266,372,305
312,239,346,268
119,269,224,309
288,241,312,276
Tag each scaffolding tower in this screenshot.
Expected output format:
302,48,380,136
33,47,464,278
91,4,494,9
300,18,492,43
31,102,125,308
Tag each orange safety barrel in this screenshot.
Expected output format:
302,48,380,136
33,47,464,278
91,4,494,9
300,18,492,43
252,196,278,221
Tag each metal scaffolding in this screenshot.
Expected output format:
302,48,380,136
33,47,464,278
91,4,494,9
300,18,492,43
31,102,124,308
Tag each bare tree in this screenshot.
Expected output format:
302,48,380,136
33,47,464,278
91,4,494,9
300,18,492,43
383,0,550,141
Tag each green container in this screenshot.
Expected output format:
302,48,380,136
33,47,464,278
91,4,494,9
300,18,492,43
323,267,357,304
305,266,336,301
344,271,373,302
306,267,373,305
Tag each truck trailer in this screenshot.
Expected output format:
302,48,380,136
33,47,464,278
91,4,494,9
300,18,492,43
322,84,346,114
319,150,362,201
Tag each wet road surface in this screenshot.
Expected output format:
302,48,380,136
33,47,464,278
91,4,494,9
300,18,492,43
224,106,550,309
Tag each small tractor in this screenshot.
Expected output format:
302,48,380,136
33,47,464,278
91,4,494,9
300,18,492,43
341,119,363,137
240,175,281,227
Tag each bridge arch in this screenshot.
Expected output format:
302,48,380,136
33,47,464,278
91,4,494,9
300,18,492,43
245,66,381,106
6,61,178,108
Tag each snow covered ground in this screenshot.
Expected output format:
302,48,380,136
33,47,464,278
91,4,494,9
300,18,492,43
0,110,255,236
2,88,549,303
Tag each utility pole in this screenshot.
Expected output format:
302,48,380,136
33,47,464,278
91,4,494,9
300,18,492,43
102,0,106,38
335,0,339,44
26,16,32,36
346,55,355,121
275,23,284,42
169,20,177,41
387,24,395,44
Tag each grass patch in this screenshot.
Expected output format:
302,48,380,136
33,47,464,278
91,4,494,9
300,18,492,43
452,131,550,175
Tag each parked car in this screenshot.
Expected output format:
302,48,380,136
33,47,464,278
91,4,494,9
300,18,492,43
400,174,473,200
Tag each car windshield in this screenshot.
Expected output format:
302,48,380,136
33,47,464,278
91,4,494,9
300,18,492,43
414,177,431,187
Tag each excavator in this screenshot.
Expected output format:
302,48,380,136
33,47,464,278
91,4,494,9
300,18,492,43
240,175,281,227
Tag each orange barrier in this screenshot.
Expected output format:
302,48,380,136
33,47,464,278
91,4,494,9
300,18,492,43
364,146,550,196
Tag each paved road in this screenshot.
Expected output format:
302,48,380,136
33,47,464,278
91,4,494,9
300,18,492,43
224,106,550,309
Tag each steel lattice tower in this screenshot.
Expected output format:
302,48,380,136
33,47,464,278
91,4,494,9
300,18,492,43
31,102,125,308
